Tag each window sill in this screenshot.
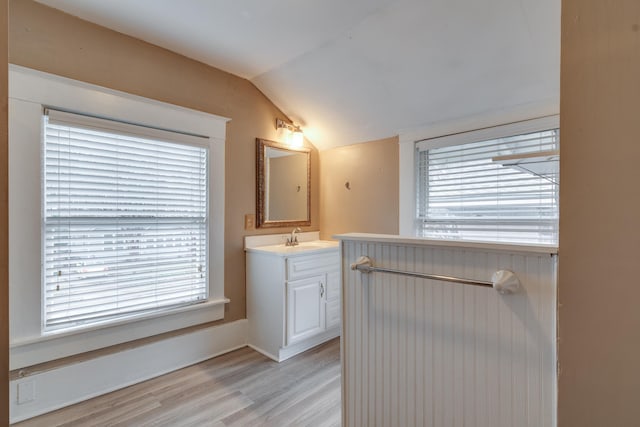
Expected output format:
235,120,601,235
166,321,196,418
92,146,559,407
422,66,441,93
10,297,229,369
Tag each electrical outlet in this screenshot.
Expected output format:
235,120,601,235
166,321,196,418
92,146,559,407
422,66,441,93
244,214,255,230
17,380,35,405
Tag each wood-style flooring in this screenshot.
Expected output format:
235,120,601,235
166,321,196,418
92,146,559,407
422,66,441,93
14,338,341,427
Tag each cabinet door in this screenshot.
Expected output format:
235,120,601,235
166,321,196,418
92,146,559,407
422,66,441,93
325,270,341,301
326,298,341,330
286,275,326,345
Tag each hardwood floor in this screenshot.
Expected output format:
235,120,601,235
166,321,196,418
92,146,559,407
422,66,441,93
14,338,341,427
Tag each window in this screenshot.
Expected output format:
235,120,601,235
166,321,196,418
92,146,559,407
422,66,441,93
43,109,209,331
415,119,559,244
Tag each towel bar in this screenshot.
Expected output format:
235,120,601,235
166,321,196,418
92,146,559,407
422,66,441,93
350,256,520,294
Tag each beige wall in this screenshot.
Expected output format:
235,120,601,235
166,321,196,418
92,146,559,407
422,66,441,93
1,0,8,422
8,0,320,323
559,1,640,424
319,136,399,239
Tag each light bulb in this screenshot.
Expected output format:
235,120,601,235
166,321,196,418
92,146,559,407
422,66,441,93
291,129,304,147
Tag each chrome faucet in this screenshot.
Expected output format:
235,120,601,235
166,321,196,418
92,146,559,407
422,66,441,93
286,227,302,246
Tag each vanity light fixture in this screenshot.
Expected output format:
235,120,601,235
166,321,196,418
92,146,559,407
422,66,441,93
276,118,304,147
290,128,304,147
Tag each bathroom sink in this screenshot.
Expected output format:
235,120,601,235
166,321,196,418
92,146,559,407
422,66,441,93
247,240,339,255
294,241,337,249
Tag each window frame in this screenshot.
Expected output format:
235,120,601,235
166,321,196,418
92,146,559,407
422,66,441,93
9,65,229,367
399,115,560,245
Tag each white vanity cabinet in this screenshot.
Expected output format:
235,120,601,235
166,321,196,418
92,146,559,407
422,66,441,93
245,233,340,362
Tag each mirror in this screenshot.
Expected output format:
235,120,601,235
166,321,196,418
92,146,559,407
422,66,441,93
256,138,311,228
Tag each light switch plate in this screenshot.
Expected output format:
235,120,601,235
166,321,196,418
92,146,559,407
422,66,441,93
244,214,256,230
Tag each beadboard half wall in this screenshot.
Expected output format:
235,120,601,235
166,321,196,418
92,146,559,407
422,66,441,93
338,234,558,427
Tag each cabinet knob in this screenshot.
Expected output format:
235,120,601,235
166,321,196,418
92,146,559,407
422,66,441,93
320,283,325,298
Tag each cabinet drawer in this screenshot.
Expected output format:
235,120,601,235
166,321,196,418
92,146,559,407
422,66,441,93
286,251,339,281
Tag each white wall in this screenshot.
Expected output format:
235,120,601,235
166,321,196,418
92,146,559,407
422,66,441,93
10,320,248,423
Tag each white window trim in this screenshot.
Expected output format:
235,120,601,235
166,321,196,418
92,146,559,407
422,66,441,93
399,109,559,240
9,65,230,368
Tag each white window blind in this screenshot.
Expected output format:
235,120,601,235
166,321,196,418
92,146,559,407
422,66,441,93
416,125,559,244
43,109,209,331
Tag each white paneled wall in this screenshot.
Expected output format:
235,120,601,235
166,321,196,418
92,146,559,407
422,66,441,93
339,235,557,427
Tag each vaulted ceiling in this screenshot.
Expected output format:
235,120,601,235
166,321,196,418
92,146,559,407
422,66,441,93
34,0,560,150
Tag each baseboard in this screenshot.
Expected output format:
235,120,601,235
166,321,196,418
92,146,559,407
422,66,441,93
278,328,340,362
248,329,340,363
247,343,279,362
9,319,248,423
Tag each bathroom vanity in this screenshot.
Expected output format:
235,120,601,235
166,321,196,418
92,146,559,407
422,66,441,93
245,232,340,362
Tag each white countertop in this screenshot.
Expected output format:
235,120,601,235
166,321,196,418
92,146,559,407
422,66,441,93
244,231,339,256
245,240,339,256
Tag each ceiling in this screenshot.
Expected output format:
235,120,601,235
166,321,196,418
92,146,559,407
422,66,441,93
34,0,560,150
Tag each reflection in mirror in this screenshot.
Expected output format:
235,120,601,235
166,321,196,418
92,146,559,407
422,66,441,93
265,147,308,220
256,138,311,228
